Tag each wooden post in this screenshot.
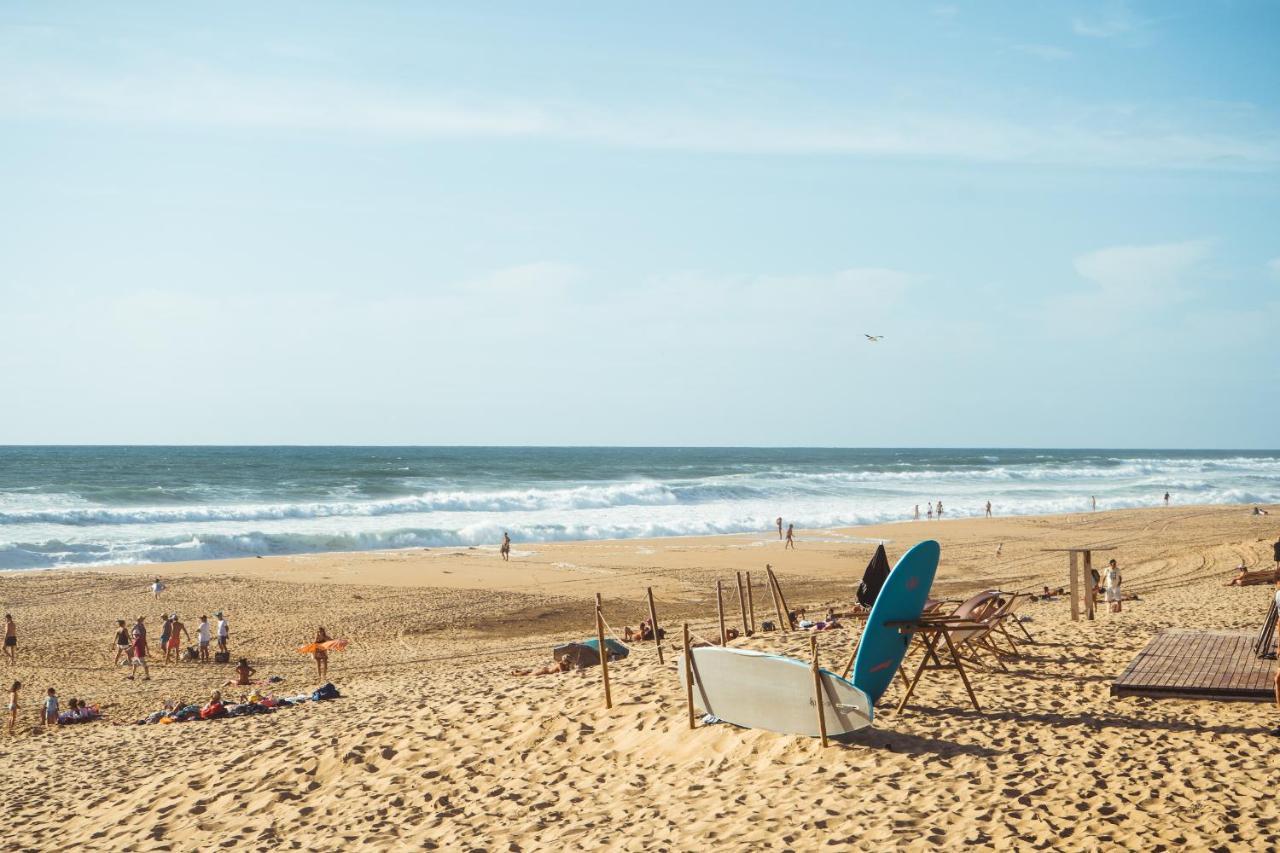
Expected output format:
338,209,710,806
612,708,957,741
646,586,664,664
810,634,829,748
683,622,695,729
1083,550,1095,621
735,571,749,637
595,592,612,709
716,580,727,645
745,571,756,634
768,566,793,628
765,564,788,633
1068,552,1080,622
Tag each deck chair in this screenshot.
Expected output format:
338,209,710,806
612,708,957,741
932,590,1019,670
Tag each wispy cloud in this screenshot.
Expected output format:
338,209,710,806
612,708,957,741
1,63,1277,171
1014,43,1074,61
1072,239,1212,307
1072,4,1146,39
1269,257,1280,278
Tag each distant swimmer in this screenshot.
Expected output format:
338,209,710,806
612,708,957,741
864,334,884,342
776,517,783,539
785,524,795,550
985,501,992,518
500,532,511,562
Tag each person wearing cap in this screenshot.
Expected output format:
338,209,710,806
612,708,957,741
216,612,229,655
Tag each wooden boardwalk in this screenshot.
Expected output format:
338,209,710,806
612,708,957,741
1111,629,1276,701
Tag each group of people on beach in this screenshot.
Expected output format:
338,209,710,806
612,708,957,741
912,502,950,520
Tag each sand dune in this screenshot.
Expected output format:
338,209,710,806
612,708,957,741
1,505,1277,850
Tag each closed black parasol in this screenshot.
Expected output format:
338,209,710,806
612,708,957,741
856,543,891,608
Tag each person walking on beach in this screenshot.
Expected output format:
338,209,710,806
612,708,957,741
927,503,934,520
936,501,944,519
1164,492,1170,507
985,501,992,518
784,524,795,550
312,626,331,679
776,517,783,539
1103,559,1123,613
150,577,165,599
3,614,15,665
196,616,212,663
129,616,150,681
6,681,18,736
216,612,229,655
500,532,511,562
112,619,131,666
158,614,173,663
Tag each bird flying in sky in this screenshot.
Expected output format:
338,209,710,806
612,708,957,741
864,334,884,342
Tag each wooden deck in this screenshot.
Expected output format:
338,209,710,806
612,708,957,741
1111,629,1276,701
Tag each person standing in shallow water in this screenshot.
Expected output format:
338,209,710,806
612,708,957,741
776,517,783,539
785,524,795,550
500,532,511,562
985,501,992,518
1164,492,1170,507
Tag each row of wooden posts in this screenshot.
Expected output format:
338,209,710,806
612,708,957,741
593,564,832,745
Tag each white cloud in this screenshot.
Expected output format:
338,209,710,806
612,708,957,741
1268,257,1280,278
1072,5,1145,39
1069,239,1212,310
1014,43,1074,61
1,64,1277,171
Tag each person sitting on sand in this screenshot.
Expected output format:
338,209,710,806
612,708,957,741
200,690,226,720
624,620,656,643
232,659,256,686
3,613,15,666
512,655,573,677
1226,564,1250,586
312,627,330,679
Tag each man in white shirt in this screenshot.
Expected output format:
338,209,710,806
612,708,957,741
197,616,212,663
215,611,229,655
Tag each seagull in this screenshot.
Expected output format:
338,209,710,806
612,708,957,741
864,334,884,342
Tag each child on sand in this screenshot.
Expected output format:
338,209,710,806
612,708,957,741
42,688,58,727
1103,559,1123,613
7,681,18,736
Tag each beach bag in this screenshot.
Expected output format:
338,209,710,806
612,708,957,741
311,683,340,702
213,651,230,664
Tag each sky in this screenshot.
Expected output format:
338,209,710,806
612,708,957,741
0,1,1277,447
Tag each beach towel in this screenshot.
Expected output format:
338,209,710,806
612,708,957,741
296,639,350,654
856,544,891,608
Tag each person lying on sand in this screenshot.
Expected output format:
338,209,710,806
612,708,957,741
1226,564,1250,586
624,620,657,642
512,655,573,677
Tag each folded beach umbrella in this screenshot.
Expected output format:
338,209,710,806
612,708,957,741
856,543,891,608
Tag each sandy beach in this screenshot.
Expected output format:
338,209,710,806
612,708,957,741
1,504,1277,851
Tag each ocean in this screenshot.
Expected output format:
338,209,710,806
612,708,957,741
0,446,1276,570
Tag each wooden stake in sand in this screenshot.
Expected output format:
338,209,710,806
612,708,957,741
1068,551,1080,622
1083,551,1095,621
735,571,749,637
595,592,612,710
646,586,664,664
767,565,792,631
766,564,788,634
716,580,728,645
682,622,695,730
810,634,829,748
745,570,756,634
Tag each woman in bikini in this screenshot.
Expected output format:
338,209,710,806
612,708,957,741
112,619,131,666
312,627,331,679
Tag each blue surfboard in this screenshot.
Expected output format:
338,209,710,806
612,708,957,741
851,540,940,705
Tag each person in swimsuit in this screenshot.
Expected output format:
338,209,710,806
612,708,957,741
500,533,511,562
985,501,992,518
167,614,190,663
312,626,331,679
7,681,18,736
511,655,572,677
112,619,131,666
158,615,173,664
129,616,150,681
785,524,795,550
42,688,58,727
3,614,15,665
776,517,783,539
927,503,934,520
232,659,256,686
937,501,944,518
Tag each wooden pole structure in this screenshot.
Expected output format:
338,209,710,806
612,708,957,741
1083,551,1095,621
595,592,612,709
735,571,749,637
745,570,756,634
682,622,695,729
646,586,664,664
810,634,829,748
768,566,793,629
716,580,727,645
1068,552,1080,622
766,564,788,634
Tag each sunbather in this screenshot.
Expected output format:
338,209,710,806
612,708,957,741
512,655,572,677
1226,564,1250,586
229,659,256,686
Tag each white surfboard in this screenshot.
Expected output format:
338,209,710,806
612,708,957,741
677,646,873,737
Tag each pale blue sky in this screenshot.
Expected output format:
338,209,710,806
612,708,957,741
1,1,1277,446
